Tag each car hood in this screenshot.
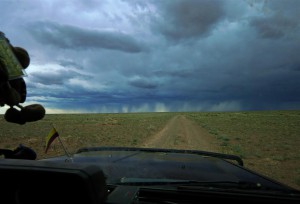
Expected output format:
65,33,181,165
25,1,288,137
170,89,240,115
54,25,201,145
40,147,291,190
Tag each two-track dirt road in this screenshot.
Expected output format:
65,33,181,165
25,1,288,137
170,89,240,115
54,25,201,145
142,115,220,152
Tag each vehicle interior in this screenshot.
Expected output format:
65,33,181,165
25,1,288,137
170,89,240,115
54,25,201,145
0,147,300,204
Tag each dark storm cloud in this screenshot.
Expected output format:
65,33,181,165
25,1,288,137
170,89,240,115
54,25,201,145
128,77,158,89
250,15,298,39
152,0,225,41
1,0,299,113
29,68,89,86
30,72,65,85
28,21,144,53
249,0,300,39
153,69,195,78
58,60,84,70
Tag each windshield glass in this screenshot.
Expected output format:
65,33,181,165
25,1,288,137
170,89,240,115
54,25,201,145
0,0,299,192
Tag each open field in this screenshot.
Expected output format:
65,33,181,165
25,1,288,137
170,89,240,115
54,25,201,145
0,110,299,190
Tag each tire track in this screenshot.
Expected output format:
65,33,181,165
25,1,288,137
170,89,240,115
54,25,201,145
142,115,219,152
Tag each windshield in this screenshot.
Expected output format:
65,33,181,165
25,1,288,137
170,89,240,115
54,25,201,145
0,0,299,192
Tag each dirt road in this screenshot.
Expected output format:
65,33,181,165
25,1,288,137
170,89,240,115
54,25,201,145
142,115,219,152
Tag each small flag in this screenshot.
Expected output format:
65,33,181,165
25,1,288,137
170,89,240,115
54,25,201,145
45,127,59,153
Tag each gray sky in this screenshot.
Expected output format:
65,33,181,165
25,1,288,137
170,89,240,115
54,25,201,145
1,0,299,113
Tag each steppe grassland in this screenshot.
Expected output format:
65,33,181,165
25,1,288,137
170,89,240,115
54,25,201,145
0,110,299,190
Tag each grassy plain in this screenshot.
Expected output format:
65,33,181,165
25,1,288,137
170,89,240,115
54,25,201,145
185,110,300,190
0,110,299,190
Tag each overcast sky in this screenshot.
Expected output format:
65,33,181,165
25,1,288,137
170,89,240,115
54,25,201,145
1,0,299,113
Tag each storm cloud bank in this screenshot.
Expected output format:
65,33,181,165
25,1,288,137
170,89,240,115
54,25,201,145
0,0,299,113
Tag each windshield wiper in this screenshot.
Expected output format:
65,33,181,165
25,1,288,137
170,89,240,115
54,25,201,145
116,178,300,194
116,178,204,186
117,177,262,188
177,181,300,195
